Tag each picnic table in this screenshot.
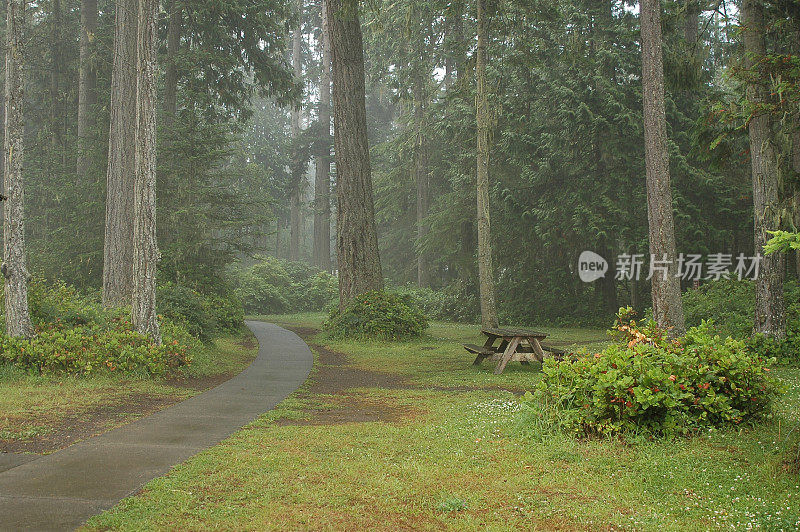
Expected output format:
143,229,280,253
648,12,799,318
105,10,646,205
463,327,564,375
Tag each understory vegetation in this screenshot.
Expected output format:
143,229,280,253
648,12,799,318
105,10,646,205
230,257,338,315
683,280,800,365
525,309,783,439
0,280,244,377
324,290,429,340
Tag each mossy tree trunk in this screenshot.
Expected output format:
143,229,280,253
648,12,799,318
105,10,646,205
131,0,161,343
476,0,499,329
313,0,332,272
77,0,98,179
290,0,303,263
3,0,34,339
743,0,786,338
641,0,686,336
327,0,383,309
103,0,137,308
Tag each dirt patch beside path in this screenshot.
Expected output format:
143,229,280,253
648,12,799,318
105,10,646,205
1,334,258,455
279,326,420,426
2,393,181,454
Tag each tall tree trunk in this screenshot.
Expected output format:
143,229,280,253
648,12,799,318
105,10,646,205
447,0,465,88
792,35,800,279
641,0,686,336
131,0,161,343
743,0,786,338
599,243,618,316
289,0,303,262
3,0,33,339
793,122,800,276
77,0,98,179
327,0,383,308
289,188,301,261
794,187,800,279
103,0,137,308
313,0,332,272
275,217,282,259
595,2,616,317
684,0,700,45
50,0,63,160
476,0,499,329
414,80,430,288
163,0,182,126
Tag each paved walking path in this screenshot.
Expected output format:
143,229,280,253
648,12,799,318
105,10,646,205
0,321,312,531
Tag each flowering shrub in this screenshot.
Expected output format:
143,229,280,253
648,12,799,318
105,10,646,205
324,290,428,340
0,317,193,377
524,308,784,438
0,279,195,377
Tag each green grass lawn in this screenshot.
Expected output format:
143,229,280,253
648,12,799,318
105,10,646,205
0,328,258,453
78,315,800,530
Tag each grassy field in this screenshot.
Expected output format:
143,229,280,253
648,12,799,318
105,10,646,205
79,314,800,531
0,328,258,453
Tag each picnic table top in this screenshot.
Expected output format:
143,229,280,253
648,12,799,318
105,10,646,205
481,327,549,339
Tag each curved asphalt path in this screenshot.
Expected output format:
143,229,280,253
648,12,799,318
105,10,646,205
0,321,312,531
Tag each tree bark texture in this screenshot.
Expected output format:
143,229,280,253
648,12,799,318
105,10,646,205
743,0,786,338
163,0,181,126
77,0,98,179
51,0,62,146
641,0,686,336
414,80,430,288
131,0,161,343
3,0,33,339
476,0,499,329
327,0,384,308
446,0,465,88
684,0,700,45
313,0,332,272
289,0,303,262
103,0,137,308
794,33,800,279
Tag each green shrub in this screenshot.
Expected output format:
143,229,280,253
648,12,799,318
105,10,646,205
303,272,339,311
524,309,783,439
394,283,479,323
0,317,193,377
682,280,800,364
682,279,755,338
324,290,428,340
281,260,320,285
156,283,243,341
235,273,289,314
231,257,337,314
205,293,244,333
0,279,197,377
250,257,293,288
25,279,105,328
157,283,216,341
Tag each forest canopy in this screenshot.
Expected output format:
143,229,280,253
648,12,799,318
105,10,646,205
0,0,797,340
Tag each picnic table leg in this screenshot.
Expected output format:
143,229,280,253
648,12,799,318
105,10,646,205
530,338,547,363
494,337,521,375
474,336,498,366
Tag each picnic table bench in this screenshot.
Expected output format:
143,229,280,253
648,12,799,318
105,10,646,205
464,327,565,375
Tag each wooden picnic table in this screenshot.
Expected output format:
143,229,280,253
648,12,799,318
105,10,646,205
463,327,555,375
